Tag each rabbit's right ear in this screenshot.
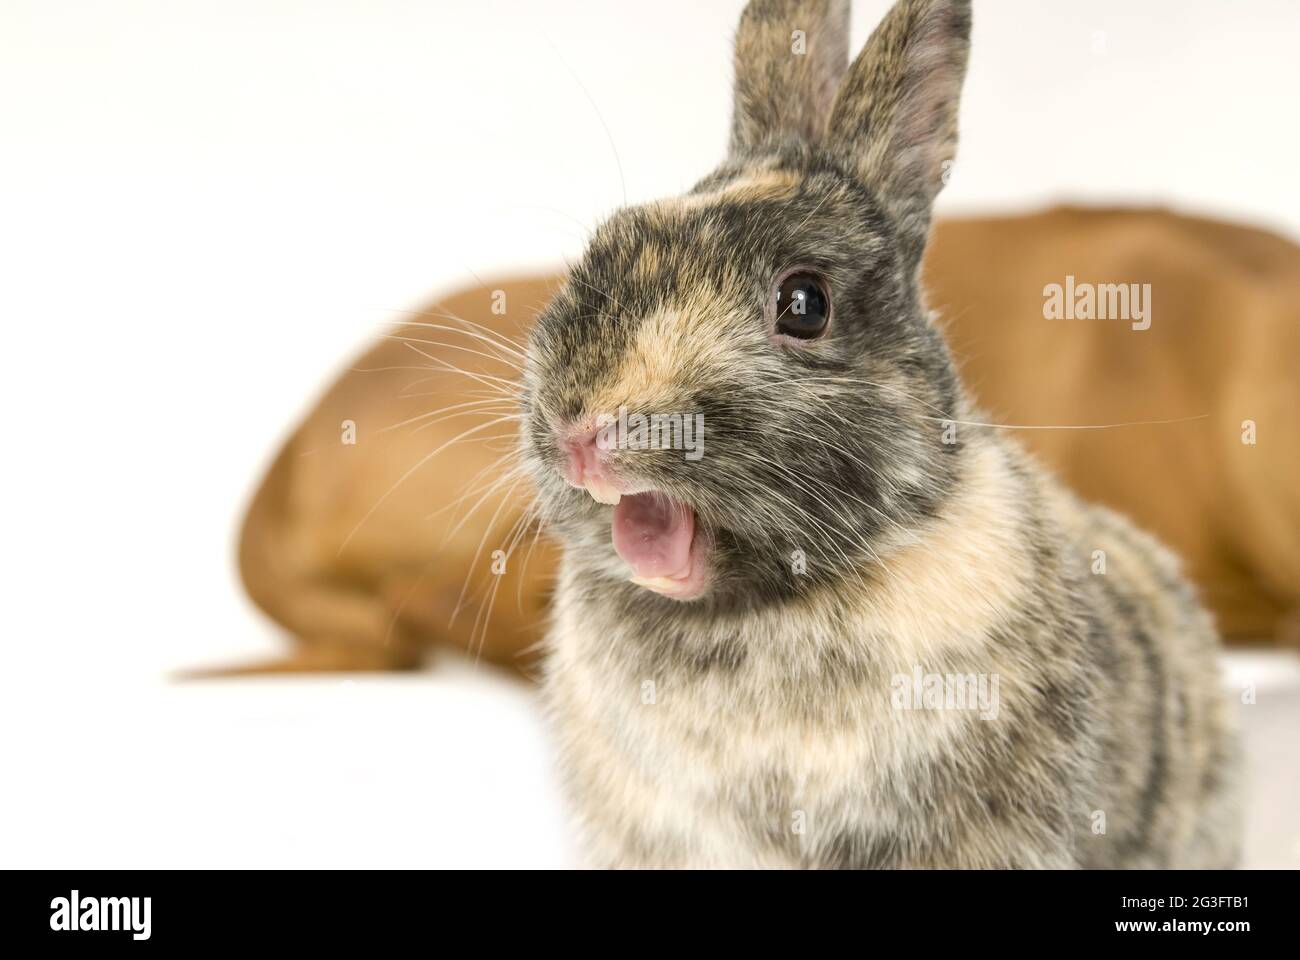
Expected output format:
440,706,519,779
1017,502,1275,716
729,0,852,154
823,0,971,264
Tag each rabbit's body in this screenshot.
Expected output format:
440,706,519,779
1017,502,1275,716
545,426,1239,868
523,0,1240,868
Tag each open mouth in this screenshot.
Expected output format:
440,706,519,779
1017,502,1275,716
558,440,712,599
609,491,710,600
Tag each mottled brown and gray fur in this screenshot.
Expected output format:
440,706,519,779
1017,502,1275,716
522,0,1240,868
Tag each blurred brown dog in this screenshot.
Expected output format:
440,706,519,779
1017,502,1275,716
229,206,1300,676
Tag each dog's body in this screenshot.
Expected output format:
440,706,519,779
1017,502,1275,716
234,205,1300,676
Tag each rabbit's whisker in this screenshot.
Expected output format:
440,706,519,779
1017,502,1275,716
336,414,521,556
377,397,519,435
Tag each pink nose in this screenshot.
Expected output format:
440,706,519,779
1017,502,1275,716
562,425,603,487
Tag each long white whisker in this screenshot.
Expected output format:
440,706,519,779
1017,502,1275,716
922,413,1211,431
383,319,527,366
393,340,522,398
336,414,520,556
382,334,523,377
377,397,518,435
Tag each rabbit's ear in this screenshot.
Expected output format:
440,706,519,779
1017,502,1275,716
824,0,970,262
730,0,851,154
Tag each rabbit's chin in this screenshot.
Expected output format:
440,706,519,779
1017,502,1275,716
610,491,711,601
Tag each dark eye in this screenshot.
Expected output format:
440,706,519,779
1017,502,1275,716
772,270,831,340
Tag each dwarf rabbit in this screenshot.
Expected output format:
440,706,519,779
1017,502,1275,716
521,0,1240,868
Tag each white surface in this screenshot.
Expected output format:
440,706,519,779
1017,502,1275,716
1,1,1298,868
3,660,572,869
0,654,1296,868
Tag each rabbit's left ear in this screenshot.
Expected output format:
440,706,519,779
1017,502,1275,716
824,0,971,264
730,0,851,154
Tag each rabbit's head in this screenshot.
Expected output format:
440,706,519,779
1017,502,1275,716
523,0,972,608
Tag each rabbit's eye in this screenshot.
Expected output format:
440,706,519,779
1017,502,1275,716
772,271,830,340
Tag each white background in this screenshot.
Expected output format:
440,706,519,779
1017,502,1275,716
1,0,1297,868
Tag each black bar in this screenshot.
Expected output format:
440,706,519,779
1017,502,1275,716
0,869,1290,947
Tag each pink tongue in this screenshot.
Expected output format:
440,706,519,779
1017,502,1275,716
611,493,695,579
